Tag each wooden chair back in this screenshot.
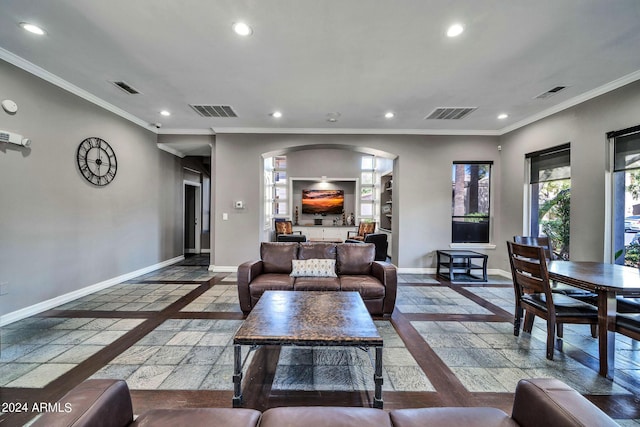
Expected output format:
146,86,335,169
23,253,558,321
507,241,555,310
513,235,555,260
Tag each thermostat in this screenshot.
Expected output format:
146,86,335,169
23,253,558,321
235,201,244,209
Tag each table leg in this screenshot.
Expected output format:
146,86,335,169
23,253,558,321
232,344,243,407
449,255,455,281
597,290,617,379
482,256,488,281
373,346,383,409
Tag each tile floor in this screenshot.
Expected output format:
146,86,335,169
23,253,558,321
1,262,639,425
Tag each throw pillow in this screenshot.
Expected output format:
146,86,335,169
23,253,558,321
290,258,337,277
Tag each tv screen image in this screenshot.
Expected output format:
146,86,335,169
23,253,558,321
302,189,344,214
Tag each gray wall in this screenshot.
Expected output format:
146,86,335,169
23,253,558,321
0,60,184,318
212,133,501,269
497,79,640,270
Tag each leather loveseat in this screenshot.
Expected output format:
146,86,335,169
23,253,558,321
237,242,397,316
31,378,618,427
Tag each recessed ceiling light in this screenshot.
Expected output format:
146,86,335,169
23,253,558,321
271,111,282,118
326,112,341,122
232,22,253,36
446,23,464,37
160,110,171,116
497,113,509,120
19,22,46,35
384,111,395,119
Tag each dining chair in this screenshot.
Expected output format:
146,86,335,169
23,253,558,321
616,312,640,341
513,235,596,298
507,241,598,360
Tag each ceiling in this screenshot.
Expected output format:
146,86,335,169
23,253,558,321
2,0,640,142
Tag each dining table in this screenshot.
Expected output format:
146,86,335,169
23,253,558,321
547,260,640,379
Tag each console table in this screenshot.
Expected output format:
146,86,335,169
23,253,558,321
436,250,488,282
293,225,352,242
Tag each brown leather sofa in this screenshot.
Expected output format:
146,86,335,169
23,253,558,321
32,378,618,427
237,242,397,316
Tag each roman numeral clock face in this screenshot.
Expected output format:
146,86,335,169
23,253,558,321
76,137,117,186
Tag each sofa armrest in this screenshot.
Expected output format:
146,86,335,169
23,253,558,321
237,260,263,313
511,378,618,427
371,261,397,316
31,379,133,427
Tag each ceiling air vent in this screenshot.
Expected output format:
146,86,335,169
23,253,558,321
189,105,238,118
425,107,477,120
110,80,140,95
535,86,567,99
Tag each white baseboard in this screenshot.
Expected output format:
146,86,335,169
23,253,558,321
209,265,237,273
0,255,185,327
397,267,436,274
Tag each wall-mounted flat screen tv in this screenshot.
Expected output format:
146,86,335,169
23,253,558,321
302,189,344,214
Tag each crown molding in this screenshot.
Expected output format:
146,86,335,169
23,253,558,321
4,45,639,139
499,69,640,135
210,127,501,136
0,47,153,130
157,143,186,158
157,128,216,135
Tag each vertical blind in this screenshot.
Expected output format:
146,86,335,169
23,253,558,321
526,143,571,184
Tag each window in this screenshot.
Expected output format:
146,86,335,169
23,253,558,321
526,144,570,259
263,155,288,229
610,125,640,266
451,162,492,243
360,155,376,221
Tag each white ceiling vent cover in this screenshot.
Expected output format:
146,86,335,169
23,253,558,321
425,107,477,120
535,86,567,99
110,81,141,95
190,105,238,118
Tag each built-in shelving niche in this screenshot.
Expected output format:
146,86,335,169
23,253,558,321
380,173,392,231
289,178,358,226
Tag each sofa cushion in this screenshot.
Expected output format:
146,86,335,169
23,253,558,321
249,273,295,298
340,275,385,299
299,242,337,260
390,407,517,427
290,258,337,277
261,242,298,274
132,408,261,427
260,406,392,427
294,276,341,291
337,243,375,275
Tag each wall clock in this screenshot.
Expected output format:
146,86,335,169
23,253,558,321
76,137,117,186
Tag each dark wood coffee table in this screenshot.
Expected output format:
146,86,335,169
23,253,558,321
233,291,383,408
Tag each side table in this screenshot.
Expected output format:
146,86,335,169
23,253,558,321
436,250,488,282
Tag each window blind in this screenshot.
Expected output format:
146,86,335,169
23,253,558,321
527,143,570,184
613,130,640,172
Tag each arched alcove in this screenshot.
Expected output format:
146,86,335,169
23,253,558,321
261,144,398,262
